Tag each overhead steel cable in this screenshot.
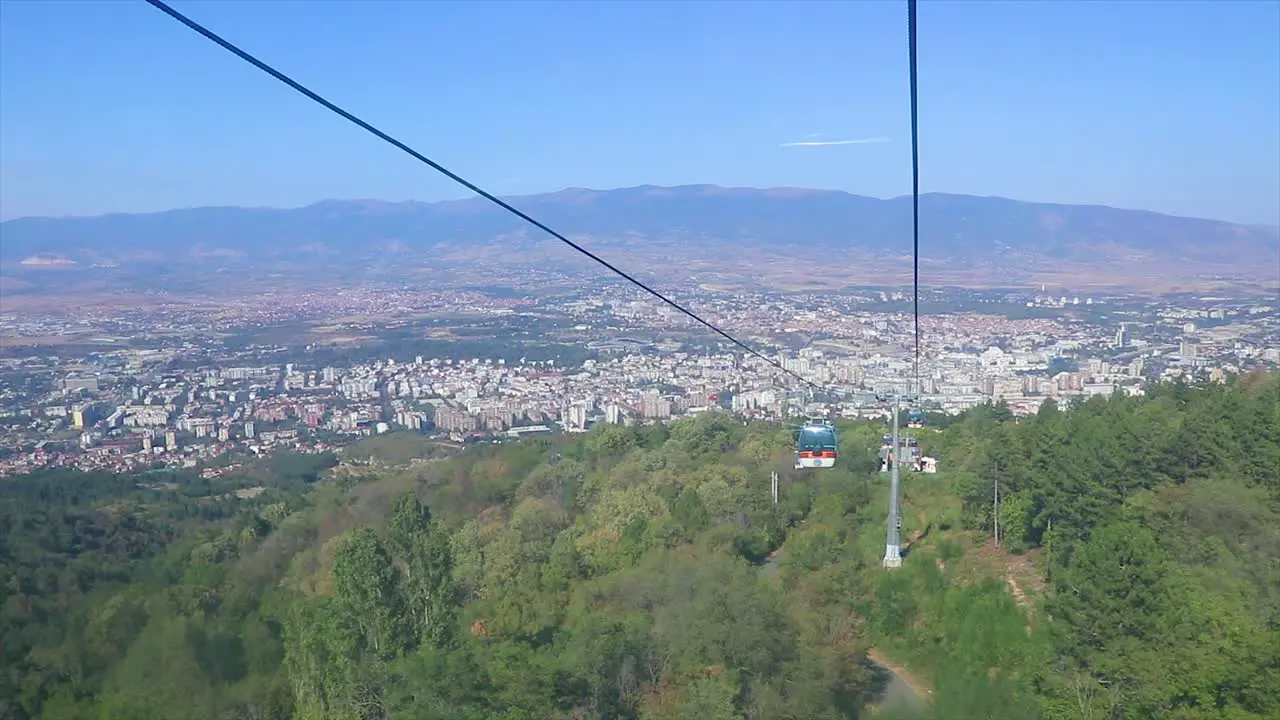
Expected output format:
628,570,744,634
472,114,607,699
141,0,824,390
907,0,922,399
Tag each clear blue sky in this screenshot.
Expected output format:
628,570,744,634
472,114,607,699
1,0,1277,224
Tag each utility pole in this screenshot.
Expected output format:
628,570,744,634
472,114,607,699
883,389,903,568
993,462,1001,546
771,471,779,505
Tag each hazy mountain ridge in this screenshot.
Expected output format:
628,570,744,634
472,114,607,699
2,185,1276,284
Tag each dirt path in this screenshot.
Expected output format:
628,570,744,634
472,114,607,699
975,538,1045,620
1006,576,1030,610
758,546,929,710
867,648,933,703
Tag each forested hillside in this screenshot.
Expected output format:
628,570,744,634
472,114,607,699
1,373,1277,720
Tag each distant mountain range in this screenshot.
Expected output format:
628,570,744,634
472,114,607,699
2,185,1276,290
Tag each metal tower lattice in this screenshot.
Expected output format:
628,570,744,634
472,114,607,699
883,390,904,568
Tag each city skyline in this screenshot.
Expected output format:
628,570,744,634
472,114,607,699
4,278,1275,476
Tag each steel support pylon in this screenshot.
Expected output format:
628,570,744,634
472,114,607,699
883,390,903,568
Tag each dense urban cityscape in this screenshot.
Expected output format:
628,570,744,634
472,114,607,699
3,281,1275,477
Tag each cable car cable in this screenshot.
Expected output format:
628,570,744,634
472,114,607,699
140,0,826,391
907,0,922,401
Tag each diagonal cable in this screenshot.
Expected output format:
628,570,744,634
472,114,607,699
141,0,824,390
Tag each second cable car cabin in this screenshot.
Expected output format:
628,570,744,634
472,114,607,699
906,410,926,429
794,418,838,469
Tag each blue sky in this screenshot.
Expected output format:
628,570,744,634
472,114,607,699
1,0,1277,224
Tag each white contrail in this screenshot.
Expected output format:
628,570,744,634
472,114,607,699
780,137,889,147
